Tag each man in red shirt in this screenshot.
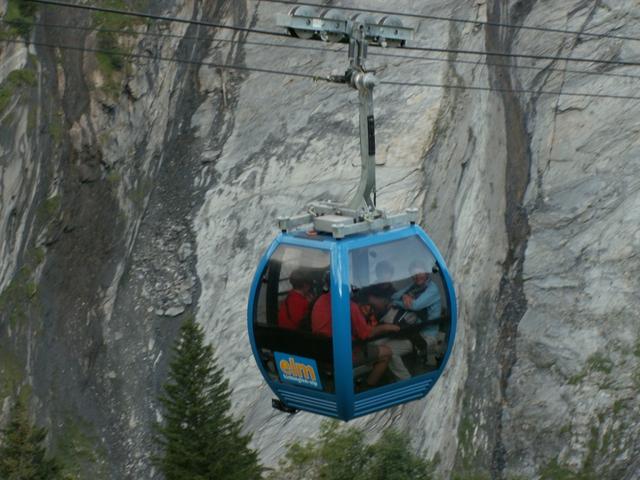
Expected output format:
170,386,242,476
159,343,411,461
278,269,315,330
311,292,399,388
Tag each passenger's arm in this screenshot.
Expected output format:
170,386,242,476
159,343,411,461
369,323,400,338
409,285,439,311
391,285,409,306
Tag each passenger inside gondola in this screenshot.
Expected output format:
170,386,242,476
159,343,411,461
391,260,445,368
373,260,396,298
357,286,414,381
312,280,399,388
278,268,316,331
352,258,446,383
391,260,441,324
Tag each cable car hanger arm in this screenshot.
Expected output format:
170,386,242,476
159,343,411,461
277,9,417,237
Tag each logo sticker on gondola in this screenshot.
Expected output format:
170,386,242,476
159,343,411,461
274,352,322,390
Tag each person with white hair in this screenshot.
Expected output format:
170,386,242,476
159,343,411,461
391,260,441,329
387,260,444,371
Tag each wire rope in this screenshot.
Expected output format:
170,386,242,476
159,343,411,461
5,19,640,81
24,0,640,68
402,44,640,68
2,37,318,80
4,37,640,101
380,79,638,101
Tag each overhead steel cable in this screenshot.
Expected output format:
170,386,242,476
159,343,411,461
401,44,640,68
258,0,640,43
0,18,346,55
1,37,319,80
379,79,640,101
5,18,640,82
376,49,640,81
23,0,640,69
4,37,640,102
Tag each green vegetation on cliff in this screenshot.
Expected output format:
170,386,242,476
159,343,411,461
271,420,435,480
0,265,38,328
0,348,23,403
93,1,131,74
155,317,262,480
54,416,108,480
2,0,38,39
0,243,47,329
0,68,37,114
92,0,149,95
0,394,67,480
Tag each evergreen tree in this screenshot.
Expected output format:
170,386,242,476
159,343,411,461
0,395,64,480
155,317,261,480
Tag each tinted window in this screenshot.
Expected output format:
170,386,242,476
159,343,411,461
349,236,451,393
253,245,334,393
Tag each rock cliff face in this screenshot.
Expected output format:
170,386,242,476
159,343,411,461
1,0,639,478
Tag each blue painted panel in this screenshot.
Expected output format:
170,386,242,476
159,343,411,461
353,377,434,418
339,225,416,249
330,243,354,420
279,233,334,250
278,390,340,418
353,370,441,401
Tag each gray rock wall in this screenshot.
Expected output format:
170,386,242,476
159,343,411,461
0,0,639,478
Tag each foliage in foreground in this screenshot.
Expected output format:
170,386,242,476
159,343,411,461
0,394,66,480
271,420,435,480
155,317,262,480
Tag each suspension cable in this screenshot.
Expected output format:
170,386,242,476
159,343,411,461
5,18,640,81
24,0,640,68
5,37,640,101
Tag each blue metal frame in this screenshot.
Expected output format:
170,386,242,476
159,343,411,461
247,225,458,421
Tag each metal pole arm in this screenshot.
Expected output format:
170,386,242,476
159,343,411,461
347,76,378,210
346,23,379,211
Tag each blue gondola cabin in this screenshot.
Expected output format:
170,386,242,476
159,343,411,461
248,224,457,421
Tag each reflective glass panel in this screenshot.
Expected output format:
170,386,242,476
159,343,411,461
253,245,334,393
349,236,451,392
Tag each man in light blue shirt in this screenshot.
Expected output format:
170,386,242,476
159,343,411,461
391,261,441,335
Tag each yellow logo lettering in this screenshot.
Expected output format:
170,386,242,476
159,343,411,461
302,365,316,381
279,359,291,375
277,354,322,388
279,357,317,382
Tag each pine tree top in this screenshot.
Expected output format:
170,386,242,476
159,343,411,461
155,316,262,480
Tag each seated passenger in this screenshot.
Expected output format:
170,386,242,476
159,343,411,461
391,261,441,328
360,284,397,320
277,269,315,330
359,287,413,381
354,286,386,327
311,291,399,388
373,261,396,299
392,261,444,367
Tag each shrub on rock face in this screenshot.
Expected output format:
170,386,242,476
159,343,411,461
363,428,435,480
0,395,66,480
155,316,262,480
2,0,38,39
271,420,435,480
